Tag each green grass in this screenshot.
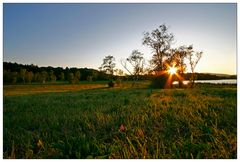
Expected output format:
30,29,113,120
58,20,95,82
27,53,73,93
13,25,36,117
3,83,237,159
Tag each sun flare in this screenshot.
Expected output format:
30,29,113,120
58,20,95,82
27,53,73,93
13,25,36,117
168,67,177,75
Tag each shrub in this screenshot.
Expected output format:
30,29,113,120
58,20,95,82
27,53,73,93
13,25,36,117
151,74,171,89
108,80,115,87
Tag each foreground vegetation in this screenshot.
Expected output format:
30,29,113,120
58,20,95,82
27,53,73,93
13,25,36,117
3,83,237,159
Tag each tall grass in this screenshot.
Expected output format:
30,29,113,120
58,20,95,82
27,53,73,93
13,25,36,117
3,83,237,158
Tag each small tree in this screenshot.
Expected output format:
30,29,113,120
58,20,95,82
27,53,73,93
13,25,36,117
68,73,75,84
87,75,93,82
49,70,56,83
25,71,34,84
34,72,40,82
99,55,116,87
86,70,98,82
59,72,65,81
115,69,124,76
74,71,81,83
40,71,48,84
11,72,18,84
91,70,98,81
186,46,203,88
121,50,145,86
20,68,26,84
99,55,116,76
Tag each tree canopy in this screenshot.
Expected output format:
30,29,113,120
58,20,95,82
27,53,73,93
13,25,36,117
143,24,174,72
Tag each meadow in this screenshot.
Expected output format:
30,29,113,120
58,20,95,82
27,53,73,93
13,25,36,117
3,82,237,159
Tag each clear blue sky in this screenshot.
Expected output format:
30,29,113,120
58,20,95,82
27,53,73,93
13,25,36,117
3,3,237,74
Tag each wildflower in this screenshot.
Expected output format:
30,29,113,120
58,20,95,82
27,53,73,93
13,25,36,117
119,124,126,132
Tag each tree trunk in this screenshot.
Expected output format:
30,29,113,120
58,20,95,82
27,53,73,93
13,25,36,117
178,72,184,88
179,80,183,88
190,73,195,88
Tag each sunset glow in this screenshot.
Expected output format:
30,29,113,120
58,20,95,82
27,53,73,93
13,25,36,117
3,3,236,74
168,67,177,75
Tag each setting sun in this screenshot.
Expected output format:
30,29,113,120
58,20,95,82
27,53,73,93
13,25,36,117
168,67,177,75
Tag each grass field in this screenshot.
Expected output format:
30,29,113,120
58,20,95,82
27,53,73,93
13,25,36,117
3,82,237,159
3,82,107,96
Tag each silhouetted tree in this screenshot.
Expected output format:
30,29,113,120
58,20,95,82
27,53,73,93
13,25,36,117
99,55,116,87
143,24,174,73
186,46,203,88
99,55,116,79
121,50,145,86
166,46,189,88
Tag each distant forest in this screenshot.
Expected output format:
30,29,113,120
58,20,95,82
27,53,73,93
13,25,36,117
3,62,236,85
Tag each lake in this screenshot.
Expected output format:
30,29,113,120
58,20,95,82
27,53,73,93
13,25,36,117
172,79,237,85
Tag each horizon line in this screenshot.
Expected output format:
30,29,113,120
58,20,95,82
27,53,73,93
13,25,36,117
3,61,237,76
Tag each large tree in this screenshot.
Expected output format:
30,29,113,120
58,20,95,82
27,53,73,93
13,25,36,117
143,24,174,73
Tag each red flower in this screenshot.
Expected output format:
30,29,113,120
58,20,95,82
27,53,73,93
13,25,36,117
119,124,126,132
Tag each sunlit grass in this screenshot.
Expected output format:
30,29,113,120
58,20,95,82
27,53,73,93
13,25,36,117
3,81,151,96
3,83,107,96
3,82,237,159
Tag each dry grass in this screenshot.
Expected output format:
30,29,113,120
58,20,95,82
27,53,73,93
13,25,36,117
3,84,107,96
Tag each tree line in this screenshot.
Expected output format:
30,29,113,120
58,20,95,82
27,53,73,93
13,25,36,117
3,61,235,85
3,62,109,84
3,62,147,85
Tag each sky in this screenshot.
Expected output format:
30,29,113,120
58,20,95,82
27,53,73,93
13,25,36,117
3,3,237,74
